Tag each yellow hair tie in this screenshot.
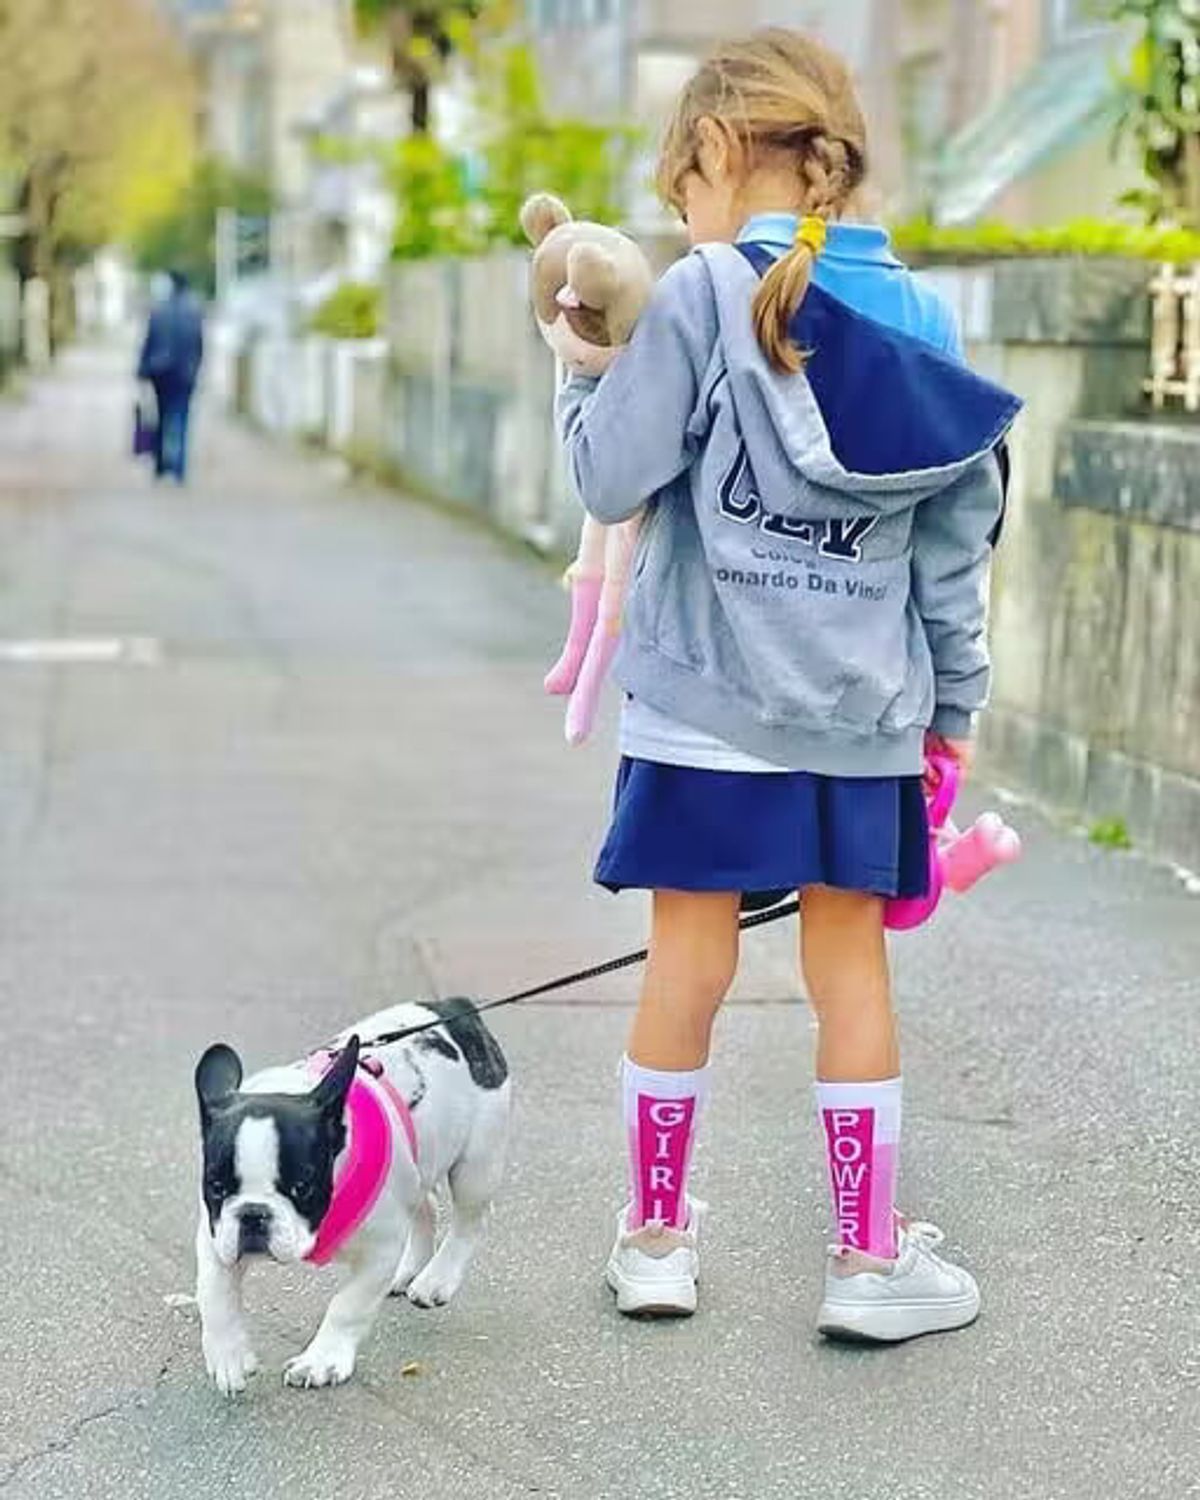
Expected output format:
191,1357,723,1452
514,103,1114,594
796,216,827,256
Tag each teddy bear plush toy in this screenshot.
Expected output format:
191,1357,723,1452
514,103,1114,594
520,192,654,745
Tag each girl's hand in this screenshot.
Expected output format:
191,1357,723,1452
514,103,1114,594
924,731,974,786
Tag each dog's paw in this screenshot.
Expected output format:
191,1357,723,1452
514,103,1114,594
203,1335,259,1398
406,1263,463,1309
390,1253,433,1298
389,1266,417,1297
283,1338,356,1390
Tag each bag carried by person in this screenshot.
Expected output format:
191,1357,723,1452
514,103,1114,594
133,383,157,459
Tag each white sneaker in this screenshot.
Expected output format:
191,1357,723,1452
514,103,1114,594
605,1201,705,1317
817,1220,980,1344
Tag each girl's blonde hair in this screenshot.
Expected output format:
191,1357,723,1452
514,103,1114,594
657,29,868,374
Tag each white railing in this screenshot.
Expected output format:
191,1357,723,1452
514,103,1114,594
1145,262,1200,412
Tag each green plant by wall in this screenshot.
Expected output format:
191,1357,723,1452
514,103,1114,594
310,282,382,340
474,46,640,245
1089,817,1133,850
1111,0,1200,228
891,216,1200,262
389,135,479,260
385,44,640,260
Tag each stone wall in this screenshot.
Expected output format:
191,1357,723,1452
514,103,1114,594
379,254,574,551
0,259,20,379
929,257,1200,869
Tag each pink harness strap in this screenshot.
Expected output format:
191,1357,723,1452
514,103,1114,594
304,1053,418,1267
359,1055,419,1161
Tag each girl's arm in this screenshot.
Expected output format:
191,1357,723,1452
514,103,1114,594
910,449,1007,740
557,254,718,525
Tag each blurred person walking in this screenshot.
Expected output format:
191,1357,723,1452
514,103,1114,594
137,270,204,483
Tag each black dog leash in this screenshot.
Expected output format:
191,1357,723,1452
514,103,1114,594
364,897,801,1048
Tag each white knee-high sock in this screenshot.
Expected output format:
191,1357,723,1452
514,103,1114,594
622,1056,709,1229
815,1077,902,1259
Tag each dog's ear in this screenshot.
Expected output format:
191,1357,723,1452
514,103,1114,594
311,1035,360,1118
195,1044,243,1121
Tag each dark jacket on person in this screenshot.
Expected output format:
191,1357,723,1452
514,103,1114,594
138,281,205,392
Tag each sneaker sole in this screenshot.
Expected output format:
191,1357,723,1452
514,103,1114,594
605,1260,697,1318
817,1289,980,1344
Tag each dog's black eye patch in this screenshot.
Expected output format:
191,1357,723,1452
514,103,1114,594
287,1166,319,1206
270,1106,341,1231
200,1132,240,1232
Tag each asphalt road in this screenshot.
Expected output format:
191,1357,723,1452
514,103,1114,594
1,347,1197,1500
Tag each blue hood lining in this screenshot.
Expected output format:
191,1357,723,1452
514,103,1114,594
736,241,1021,480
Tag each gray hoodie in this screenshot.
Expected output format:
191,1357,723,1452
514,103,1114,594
558,242,1022,777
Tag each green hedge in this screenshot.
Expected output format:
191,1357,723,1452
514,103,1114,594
891,217,1200,264
310,282,381,340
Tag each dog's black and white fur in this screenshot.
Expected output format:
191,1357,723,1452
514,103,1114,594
194,999,510,1395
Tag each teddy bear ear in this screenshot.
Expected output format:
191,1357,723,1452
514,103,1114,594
566,243,619,309
520,193,572,247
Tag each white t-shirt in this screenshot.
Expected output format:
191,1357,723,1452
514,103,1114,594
620,698,785,773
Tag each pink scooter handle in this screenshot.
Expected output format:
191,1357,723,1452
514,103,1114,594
924,754,960,829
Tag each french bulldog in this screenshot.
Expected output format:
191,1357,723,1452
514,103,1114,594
194,998,511,1395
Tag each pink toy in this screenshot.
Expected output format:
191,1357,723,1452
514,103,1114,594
543,511,641,745
521,192,654,745
885,754,1022,931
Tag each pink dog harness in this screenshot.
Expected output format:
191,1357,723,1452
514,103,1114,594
304,1054,419,1266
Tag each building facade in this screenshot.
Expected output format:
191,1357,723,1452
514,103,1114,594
526,0,1136,227
168,0,356,206
877,0,1133,224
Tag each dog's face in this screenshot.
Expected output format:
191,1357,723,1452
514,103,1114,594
195,1037,359,1268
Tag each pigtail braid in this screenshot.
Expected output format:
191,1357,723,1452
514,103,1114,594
752,134,855,374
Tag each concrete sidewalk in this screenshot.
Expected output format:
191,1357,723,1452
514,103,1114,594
0,348,1197,1500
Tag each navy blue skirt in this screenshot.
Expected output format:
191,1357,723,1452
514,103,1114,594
595,758,930,901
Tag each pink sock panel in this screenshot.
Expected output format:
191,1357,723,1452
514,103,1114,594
622,1056,708,1230
816,1077,902,1259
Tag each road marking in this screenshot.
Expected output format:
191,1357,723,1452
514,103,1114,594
0,636,162,665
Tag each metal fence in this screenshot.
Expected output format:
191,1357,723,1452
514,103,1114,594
1145,263,1200,412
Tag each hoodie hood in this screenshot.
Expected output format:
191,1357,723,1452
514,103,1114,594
697,242,1021,510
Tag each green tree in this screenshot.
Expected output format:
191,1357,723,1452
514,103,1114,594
388,136,478,259
0,0,196,343
382,44,639,259
475,46,639,245
1112,0,1200,227
354,0,513,133
133,158,273,297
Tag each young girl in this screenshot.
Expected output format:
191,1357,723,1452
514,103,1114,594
557,29,1020,1341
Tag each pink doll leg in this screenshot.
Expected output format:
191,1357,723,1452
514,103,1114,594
565,514,641,745
544,516,607,696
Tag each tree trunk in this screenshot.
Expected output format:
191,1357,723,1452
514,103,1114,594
411,75,431,134
387,12,432,136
